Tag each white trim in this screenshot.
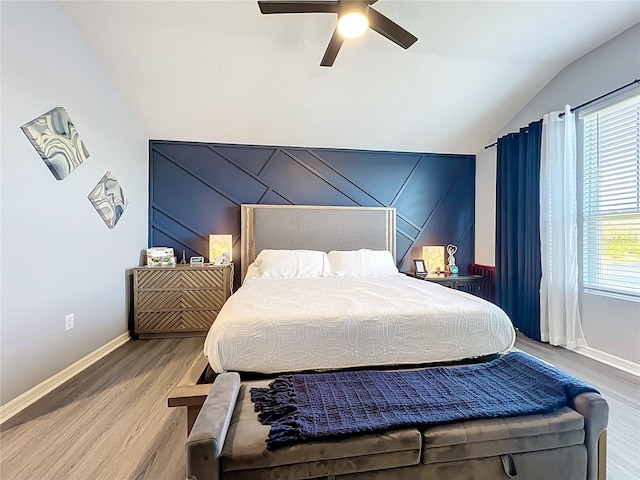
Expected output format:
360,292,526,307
0,332,130,425
576,346,640,377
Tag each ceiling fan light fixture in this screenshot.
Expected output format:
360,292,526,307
337,11,369,39
257,0,418,67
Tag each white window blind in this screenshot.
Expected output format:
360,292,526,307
582,91,640,298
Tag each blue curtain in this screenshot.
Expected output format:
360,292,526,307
496,120,543,340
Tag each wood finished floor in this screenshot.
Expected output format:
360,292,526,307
0,337,203,480
0,334,638,480
515,334,640,480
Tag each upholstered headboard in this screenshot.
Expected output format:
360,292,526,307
240,204,396,281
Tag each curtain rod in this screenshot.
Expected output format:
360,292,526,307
483,78,640,150
558,78,639,117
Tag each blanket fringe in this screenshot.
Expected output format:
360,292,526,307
250,376,296,414
266,423,302,448
251,376,303,449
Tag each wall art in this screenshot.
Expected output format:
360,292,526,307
21,107,89,180
88,171,128,228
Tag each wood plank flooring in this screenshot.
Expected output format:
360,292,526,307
515,334,640,480
0,337,202,480
1,334,638,480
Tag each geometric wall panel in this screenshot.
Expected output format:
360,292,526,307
393,155,466,227
260,150,356,206
149,140,475,285
319,149,421,206
213,145,275,177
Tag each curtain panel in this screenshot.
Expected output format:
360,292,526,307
496,120,543,340
540,107,586,349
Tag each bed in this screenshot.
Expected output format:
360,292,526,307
204,274,515,374
203,204,515,375
169,205,607,480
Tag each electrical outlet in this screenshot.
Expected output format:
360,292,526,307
65,313,74,331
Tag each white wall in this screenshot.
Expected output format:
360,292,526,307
0,1,148,405
474,24,640,363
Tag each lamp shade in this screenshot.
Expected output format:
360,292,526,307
209,234,232,263
422,246,445,273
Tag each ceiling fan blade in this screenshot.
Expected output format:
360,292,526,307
367,7,417,49
258,1,338,14
320,28,344,67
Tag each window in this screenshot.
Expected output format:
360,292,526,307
582,90,640,298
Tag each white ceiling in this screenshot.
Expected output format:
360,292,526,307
59,1,640,154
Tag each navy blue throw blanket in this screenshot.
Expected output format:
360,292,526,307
250,352,598,450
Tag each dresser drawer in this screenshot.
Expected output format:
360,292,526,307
136,268,225,289
137,289,226,311
136,310,220,334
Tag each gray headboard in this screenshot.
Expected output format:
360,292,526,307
240,205,396,281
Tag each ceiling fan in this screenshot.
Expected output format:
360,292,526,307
257,0,418,67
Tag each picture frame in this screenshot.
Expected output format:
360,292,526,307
146,247,175,267
413,259,426,274
87,171,128,229
21,106,89,180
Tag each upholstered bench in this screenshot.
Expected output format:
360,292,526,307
186,373,608,480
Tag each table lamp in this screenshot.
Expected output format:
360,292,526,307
422,245,445,274
209,234,232,264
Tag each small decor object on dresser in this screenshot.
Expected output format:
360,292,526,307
146,247,175,267
21,106,89,180
413,259,426,275
447,244,459,274
190,256,205,265
87,171,128,228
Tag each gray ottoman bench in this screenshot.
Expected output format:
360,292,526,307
186,373,608,480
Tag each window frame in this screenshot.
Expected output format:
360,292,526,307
578,87,640,301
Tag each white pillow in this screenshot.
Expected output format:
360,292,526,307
327,249,399,277
254,249,329,278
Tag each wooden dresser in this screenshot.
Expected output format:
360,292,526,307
132,264,232,339
404,272,483,296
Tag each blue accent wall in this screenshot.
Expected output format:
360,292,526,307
149,141,475,283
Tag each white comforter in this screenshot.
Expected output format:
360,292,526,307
204,274,515,373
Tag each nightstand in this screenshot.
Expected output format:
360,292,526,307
132,264,232,339
405,272,483,296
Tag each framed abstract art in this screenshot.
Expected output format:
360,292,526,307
21,107,89,180
87,171,128,228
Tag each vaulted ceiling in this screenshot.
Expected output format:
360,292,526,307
59,1,639,154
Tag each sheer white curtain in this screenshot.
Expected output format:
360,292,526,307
540,105,587,349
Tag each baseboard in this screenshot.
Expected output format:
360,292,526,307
0,332,130,425
576,346,640,377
